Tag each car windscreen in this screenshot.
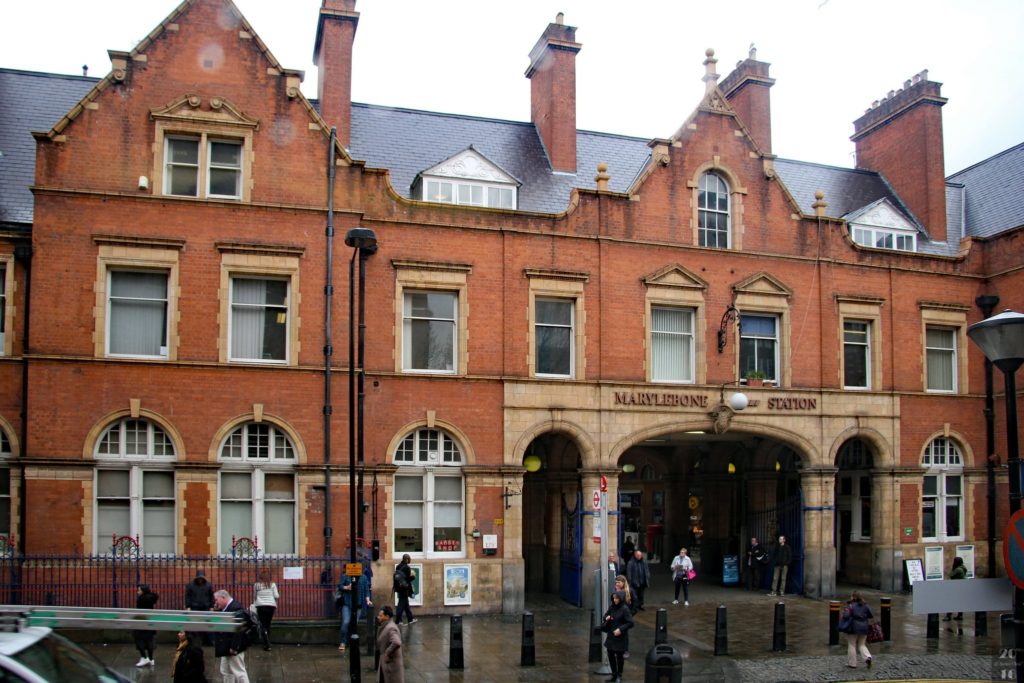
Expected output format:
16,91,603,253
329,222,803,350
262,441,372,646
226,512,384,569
12,632,124,683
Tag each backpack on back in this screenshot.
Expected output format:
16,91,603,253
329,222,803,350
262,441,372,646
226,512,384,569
393,568,410,593
237,607,265,651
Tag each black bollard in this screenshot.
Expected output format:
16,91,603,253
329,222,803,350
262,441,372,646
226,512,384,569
1001,613,1013,649
714,604,728,656
588,609,602,663
655,608,668,645
976,611,988,638
772,601,786,652
927,613,939,639
829,601,841,646
880,596,892,641
449,615,464,669
365,605,377,658
521,611,536,666
348,633,361,682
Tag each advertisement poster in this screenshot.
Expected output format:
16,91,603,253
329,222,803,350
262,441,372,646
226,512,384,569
443,564,472,606
955,545,975,579
924,546,945,581
393,563,423,608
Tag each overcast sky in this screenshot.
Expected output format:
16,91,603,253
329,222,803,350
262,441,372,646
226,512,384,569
3,0,1021,174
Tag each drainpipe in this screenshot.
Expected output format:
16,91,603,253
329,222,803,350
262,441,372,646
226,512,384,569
356,241,371,542
323,128,338,563
976,294,999,577
13,242,32,554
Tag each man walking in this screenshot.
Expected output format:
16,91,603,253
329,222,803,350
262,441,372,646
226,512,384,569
376,606,405,682
213,590,249,683
626,549,650,611
769,535,792,597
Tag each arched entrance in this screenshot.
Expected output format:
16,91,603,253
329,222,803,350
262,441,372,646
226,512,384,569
834,437,875,585
617,429,805,592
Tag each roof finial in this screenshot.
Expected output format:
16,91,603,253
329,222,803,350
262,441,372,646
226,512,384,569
82,65,88,77
555,12,564,25
812,190,828,217
703,48,719,93
594,162,610,192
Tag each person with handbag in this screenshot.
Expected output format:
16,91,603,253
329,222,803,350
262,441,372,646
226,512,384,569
670,547,694,606
840,590,874,669
601,590,634,683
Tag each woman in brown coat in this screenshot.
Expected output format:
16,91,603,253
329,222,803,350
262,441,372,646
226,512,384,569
375,606,404,683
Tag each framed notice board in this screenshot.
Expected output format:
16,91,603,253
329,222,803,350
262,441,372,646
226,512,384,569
905,558,925,585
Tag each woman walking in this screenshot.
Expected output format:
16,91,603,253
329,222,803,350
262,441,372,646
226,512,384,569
133,584,159,667
670,547,694,606
602,590,634,683
843,591,873,669
253,567,279,650
170,630,207,682
944,556,967,621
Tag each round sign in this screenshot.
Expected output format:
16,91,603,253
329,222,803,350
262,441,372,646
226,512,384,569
688,496,700,510
1004,508,1024,589
593,491,601,510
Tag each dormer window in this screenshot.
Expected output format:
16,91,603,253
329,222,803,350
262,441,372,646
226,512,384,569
852,227,916,252
846,198,919,252
415,148,519,210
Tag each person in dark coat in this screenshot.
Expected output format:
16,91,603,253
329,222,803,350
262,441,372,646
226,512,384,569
746,536,768,591
133,584,159,667
768,535,792,596
185,569,215,646
843,590,873,669
626,550,650,611
375,606,404,683
392,554,417,625
212,590,248,683
602,590,634,683
171,630,207,683
944,556,968,621
619,537,635,564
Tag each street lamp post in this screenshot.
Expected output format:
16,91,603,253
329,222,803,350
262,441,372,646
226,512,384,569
346,228,378,566
967,309,1024,680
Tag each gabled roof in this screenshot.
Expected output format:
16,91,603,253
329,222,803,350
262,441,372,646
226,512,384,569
0,69,97,228
416,146,521,187
946,141,1024,239
844,197,918,231
347,103,651,214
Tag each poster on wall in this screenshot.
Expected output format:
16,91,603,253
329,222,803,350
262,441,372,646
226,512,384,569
955,545,976,578
443,564,472,606
924,546,945,580
393,563,423,608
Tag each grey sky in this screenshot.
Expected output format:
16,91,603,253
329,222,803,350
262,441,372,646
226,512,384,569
3,0,1020,174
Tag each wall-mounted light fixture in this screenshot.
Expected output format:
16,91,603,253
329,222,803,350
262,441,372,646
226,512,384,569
622,463,636,474
524,454,542,472
775,461,781,472
471,527,482,539
717,304,740,353
727,462,736,475
708,381,749,434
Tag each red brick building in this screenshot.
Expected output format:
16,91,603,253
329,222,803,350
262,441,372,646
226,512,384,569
0,0,1021,613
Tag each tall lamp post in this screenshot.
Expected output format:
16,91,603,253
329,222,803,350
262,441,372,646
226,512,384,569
346,228,377,566
967,309,1024,680
976,294,1000,579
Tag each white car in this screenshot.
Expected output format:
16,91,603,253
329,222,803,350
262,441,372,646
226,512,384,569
0,626,129,682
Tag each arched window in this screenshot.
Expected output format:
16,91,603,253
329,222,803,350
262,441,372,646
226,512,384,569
698,172,730,249
394,428,464,557
94,418,176,554
218,422,296,555
921,437,963,541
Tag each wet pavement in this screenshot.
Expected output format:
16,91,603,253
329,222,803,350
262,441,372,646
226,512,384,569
79,568,1002,682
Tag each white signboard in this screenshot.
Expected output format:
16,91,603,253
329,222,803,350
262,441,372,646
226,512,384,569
482,534,498,550
282,566,303,580
955,544,976,578
925,546,945,581
593,514,602,543
905,559,925,585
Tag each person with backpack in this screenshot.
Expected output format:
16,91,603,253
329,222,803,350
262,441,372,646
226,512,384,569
393,554,417,626
944,556,968,621
252,568,279,651
212,590,249,683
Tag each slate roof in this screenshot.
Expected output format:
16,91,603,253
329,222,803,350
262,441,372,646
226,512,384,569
349,103,652,214
945,141,1024,239
0,68,97,228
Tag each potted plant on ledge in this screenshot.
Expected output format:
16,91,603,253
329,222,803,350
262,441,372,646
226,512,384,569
745,369,768,387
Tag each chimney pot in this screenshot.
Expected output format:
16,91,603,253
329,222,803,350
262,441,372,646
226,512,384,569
556,12,564,24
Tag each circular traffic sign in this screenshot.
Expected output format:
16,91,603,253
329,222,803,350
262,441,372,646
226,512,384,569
1003,508,1024,589
593,490,601,510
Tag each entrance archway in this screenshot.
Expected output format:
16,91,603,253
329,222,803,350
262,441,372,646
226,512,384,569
834,437,875,584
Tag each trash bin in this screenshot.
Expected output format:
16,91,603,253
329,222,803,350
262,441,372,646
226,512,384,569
644,643,682,683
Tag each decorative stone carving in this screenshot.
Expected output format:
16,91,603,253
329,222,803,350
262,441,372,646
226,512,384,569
422,148,515,184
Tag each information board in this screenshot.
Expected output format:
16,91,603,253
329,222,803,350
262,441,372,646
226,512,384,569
925,546,945,580
722,554,740,585
905,558,924,585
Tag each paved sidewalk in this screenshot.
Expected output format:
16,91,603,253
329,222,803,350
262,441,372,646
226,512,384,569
78,573,1003,682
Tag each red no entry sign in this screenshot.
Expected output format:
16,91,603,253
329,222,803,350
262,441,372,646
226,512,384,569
1004,508,1024,589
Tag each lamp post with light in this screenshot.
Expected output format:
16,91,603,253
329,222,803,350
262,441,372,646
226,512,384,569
345,228,377,566
967,309,1024,680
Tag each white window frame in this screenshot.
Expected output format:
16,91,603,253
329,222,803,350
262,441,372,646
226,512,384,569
392,428,465,559
535,297,576,379
843,319,871,390
218,422,297,555
698,172,730,249
105,269,170,360
163,135,243,200
402,290,458,374
422,178,516,210
228,276,290,365
925,326,957,393
739,313,779,382
650,306,695,383
852,226,916,252
94,418,177,555
921,437,964,542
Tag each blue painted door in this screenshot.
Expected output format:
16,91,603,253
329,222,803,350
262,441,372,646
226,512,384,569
559,492,583,606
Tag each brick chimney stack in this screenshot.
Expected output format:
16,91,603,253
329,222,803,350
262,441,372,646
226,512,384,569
526,13,581,174
314,0,359,147
720,45,775,154
851,71,948,242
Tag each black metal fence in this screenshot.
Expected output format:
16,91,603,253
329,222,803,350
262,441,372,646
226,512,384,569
0,550,363,620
